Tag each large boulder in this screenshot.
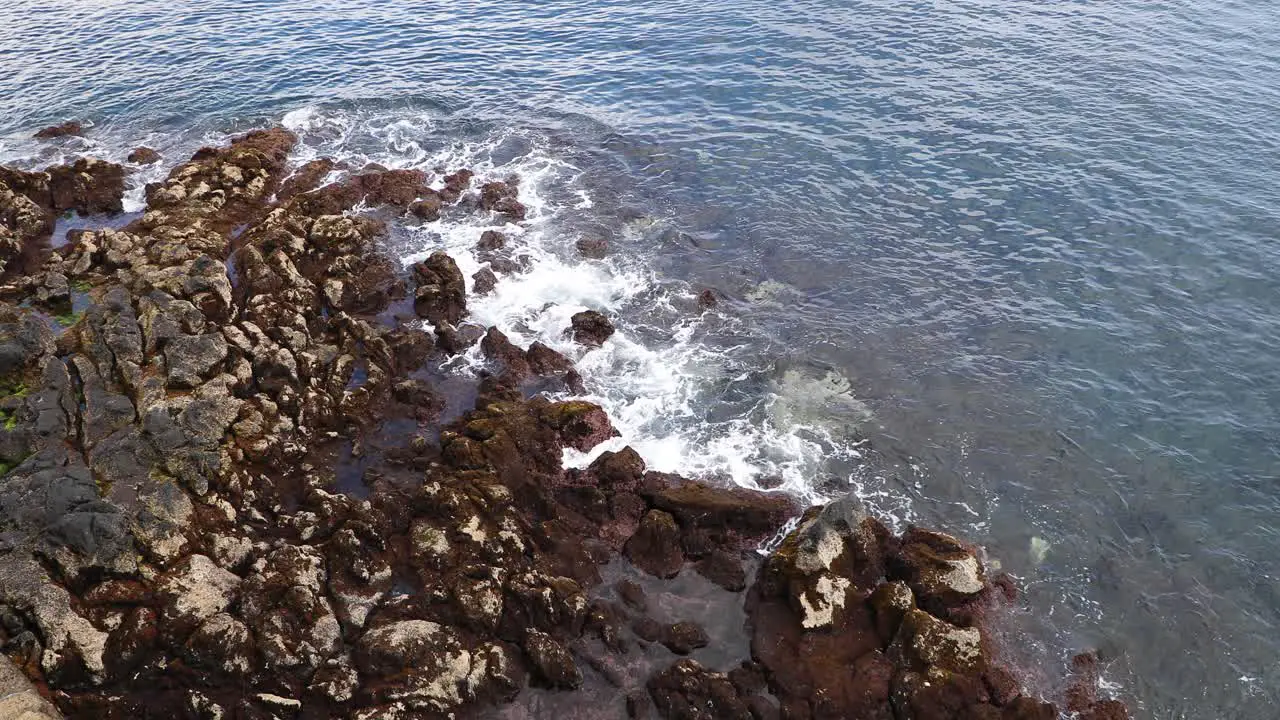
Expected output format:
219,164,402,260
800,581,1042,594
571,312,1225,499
625,510,685,579
47,159,126,215
647,659,753,720
569,310,615,346
356,620,518,711
412,251,467,326
888,527,986,625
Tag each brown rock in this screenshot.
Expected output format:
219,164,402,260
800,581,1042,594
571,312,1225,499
645,479,799,547
589,446,646,492
647,659,752,720
477,230,507,251
524,629,582,689
277,158,334,201
128,147,161,165
479,180,527,220
625,510,685,579
290,167,430,216
388,327,434,371
47,159,126,215
662,621,709,655
869,580,915,648
481,327,532,382
34,121,83,139
345,255,404,314
439,169,473,203
889,608,985,675
182,613,255,676
527,341,574,377
472,267,497,296
695,549,747,592
570,309,615,346
889,526,986,622
410,192,442,220
539,400,616,452
435,321,485,355
576,237,608,258
412,250,467,325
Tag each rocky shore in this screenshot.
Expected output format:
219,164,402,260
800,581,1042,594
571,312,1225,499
0,125,1129,719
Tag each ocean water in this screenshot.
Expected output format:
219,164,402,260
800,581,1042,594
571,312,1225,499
2,0,1279,716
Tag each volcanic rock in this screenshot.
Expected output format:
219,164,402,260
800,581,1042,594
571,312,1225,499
34,121,83,139
569,309,615,346
412,251,467,325
128,147,161,165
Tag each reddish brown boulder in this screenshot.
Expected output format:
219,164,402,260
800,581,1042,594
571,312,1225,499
523,629,582,689
662,621,709,655
472,267,497,295
48,159,126,215
277,158,334,201
435,321,485,354
570,309,615,346
477,229,507,251
589,446,646,492
481,326,532,382
576,237,608,258
625,509,685,579
439,168,473,203
409,192,442,220
527,341,575,377
34,121,83,139
538,400,616,452
479,180,527,220
412,250,467,325
889,526,986,625
647,659,753,720
695,549,747,592
127,146,161,165
342,255,404,314
290,167,431,216
643,478,800,548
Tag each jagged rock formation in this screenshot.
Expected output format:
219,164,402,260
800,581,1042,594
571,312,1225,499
0,129,1129,720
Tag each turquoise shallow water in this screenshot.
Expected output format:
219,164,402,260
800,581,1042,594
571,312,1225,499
3,1,1280,716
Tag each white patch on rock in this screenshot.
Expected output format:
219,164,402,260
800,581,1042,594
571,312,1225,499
413,522,450,559
940,555,984,595
255,693,301,710
799,574,851,629
795,523,845,574
163,554,240,623
461,516,487,544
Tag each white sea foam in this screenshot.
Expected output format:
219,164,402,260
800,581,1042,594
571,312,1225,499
6,104,899,517
277,105,907,512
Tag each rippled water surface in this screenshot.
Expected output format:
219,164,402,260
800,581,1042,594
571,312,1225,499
4,1,1280,717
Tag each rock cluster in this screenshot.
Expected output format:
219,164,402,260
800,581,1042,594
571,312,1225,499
0,129,1129,720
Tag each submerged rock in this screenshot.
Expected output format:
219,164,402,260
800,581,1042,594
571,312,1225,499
34,121,83,139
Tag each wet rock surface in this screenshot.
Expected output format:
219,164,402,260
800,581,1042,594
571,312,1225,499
569,309,615,346
33,122,83,140
0,129,1129,720
127,147,161,165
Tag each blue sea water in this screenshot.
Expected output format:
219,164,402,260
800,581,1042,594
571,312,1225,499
3,1,1280,716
